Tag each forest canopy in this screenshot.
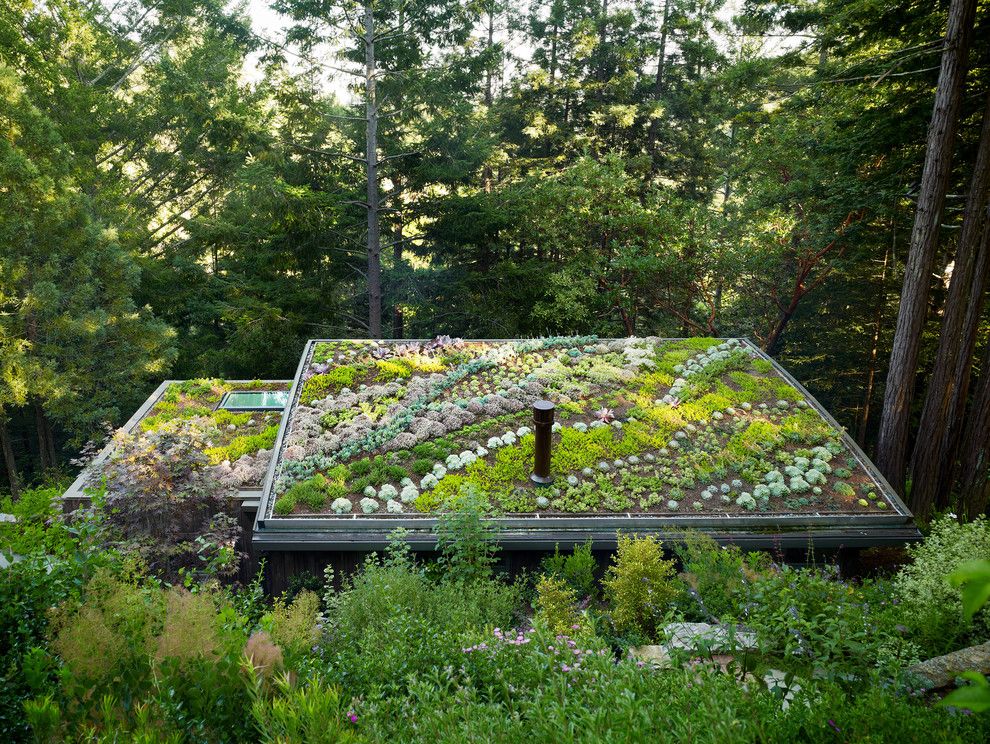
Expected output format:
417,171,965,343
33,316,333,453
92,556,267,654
0,0,988,519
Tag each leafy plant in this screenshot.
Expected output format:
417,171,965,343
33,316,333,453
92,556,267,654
434,486,502,583
99,419,242,583
533,574,581,634
894,515,990,655
541,540,598,599
602,534,679,639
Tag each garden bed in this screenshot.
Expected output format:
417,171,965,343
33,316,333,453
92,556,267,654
137,378,288,473
259,338,912,539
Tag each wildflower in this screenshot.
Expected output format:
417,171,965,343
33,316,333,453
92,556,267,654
348,711,358,723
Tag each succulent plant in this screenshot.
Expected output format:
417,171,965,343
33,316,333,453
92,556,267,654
595,407,616,423
360,497,380,514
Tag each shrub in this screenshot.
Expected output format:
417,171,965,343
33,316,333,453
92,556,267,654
675,532,766,621
0,486,73,557
894,515,990,655
268,589,321,665
321,544,521,697
250,674,363,744
99,419,242,583
541,540,598,599
743,564,918,677
603,534,679,639
435,486,502,583
50,567,161,691
534,575,581,634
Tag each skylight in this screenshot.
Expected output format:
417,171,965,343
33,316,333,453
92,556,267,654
219,390,289,411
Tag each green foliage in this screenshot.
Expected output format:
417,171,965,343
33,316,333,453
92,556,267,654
0,487,73,557
374,359,413,381
206,424,279,464
744,564,919,677
541,541,598,599
300,366,361,406
533,575,581,634
321,544,522,698
250,674,364,743
602,534,679,640
894,516,990,655
435,487,502,583
282,474,337,512
675,533,767,621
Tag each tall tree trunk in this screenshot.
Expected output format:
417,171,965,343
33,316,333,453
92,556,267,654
364,1,382,338
647,0,670,168
34,404,55,472
910,93,990,516
958,339,990,519
482,2,496,191
943,222,990,503
0,414,19,498
485,2,495,107
392,220,404,339
874,0,977,493
858,238,893,446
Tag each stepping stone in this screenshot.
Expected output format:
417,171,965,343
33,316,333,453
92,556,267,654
907,641,990,689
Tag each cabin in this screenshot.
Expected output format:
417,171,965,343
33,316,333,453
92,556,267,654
64,337,919,592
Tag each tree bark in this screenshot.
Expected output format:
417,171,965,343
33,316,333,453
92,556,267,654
857,238,892,446
874,0,977,493
958,337,990,519
364,1,382,339
647,0,671,169
34,403,55,472
910,93,990,516
0,414,19,498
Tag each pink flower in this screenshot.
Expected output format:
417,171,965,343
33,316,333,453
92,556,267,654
348,711,358,723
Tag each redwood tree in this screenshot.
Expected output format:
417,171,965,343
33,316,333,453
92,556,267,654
874,0,978,494
909,93,990,517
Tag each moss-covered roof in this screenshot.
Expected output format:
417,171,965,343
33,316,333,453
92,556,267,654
263,337,904,522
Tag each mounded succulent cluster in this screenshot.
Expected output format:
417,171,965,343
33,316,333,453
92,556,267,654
267,337,892,518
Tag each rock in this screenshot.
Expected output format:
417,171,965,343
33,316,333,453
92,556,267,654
662,622,757,652
907,641,990,689
629,645,673,669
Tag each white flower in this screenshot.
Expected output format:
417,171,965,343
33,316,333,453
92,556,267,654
386,499,403,514
379,484,398,500
400,485,419,503
420,473,439,490
363,486,377,498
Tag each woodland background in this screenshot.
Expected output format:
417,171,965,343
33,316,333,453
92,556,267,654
1,0,988,518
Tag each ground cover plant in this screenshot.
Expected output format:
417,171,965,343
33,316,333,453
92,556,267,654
4,496,990,743
138,379,289,487
271,337,896,518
